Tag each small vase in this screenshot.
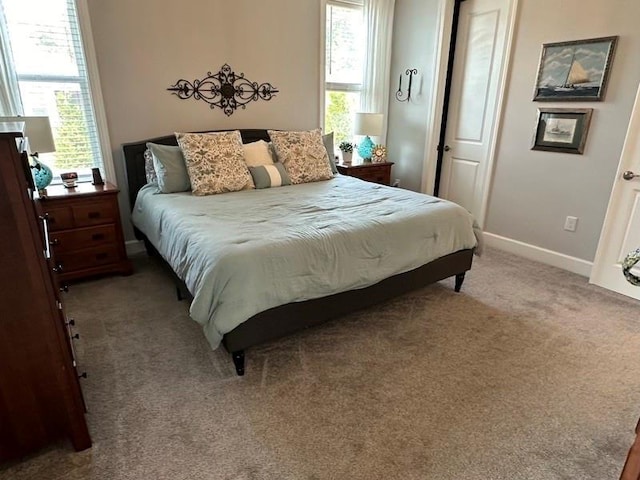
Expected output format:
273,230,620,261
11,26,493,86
32,158,53,191
357,135,375,161
342,151,353,165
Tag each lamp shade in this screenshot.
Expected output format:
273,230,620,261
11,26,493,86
0,116,55,154
353,112,383,137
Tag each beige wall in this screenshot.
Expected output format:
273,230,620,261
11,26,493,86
88,0,640,261
86,0,322,239
386,0,440,192
485,0,640,261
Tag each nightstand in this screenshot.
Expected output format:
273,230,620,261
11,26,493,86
336,161,394,185
37,182,133,282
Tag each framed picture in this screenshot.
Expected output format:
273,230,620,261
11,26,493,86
533,36,617,101
532,108,593,154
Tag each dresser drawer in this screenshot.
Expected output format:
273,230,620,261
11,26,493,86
46,206,74,232
57,245,120,272
51,224,118,253
72,198,117,227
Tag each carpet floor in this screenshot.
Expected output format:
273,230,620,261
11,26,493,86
1,248,639,479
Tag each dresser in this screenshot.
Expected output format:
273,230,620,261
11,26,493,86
0,126,91,461
38,183,132,283
336,161,394,185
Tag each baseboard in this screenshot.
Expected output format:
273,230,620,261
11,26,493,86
483,232,593,277
125,239,146,257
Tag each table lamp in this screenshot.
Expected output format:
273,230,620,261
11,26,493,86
354,112,383,161
0,116,56,190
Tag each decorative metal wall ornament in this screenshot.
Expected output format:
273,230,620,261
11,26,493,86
395,68,418,102
167,64,278,116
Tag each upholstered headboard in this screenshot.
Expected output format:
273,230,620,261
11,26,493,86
122,129,271,212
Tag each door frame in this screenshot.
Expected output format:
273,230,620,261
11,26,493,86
421,0,520,228
590,81,640,297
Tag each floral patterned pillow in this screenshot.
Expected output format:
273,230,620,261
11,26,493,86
143,148,157,184
175,131,254,195
268,129,333,184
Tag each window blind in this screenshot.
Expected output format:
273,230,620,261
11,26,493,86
2,0,103,176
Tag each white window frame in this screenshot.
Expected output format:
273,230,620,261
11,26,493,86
74,0,115,184
320,0,364,133
4,0,115,184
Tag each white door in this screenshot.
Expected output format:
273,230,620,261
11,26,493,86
439,0,511,227
590,83,640,300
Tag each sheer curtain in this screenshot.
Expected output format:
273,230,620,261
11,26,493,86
0,3,21,115
360,0,395,143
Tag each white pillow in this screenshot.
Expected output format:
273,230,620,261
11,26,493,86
243,140,275,167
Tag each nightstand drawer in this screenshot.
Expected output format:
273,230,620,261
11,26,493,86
36,183,132,282
72,199,117,227
337,161,393,186
358,167,389,184
46,206,74,232
51,224,117,253
57,245,120,272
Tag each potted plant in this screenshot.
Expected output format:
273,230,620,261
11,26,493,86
339,141,354,164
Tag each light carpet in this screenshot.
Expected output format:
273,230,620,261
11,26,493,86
2,247,640,479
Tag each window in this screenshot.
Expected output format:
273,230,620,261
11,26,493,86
2,0,103,180
324,0,365,145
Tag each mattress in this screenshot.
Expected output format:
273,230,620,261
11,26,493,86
132,175,479,349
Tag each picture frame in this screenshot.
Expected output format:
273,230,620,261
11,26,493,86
532,108,593,154
533,36,617,101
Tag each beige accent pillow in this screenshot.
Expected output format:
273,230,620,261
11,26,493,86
175,131,254,195
267,129,333,184
242,140,275,167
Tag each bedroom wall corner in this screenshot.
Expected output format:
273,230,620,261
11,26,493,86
85,0,322,241
386,0,441,192
484,0,640,263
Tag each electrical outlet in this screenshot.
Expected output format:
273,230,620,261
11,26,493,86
564,216,578,232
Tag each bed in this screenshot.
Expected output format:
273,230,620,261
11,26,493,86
123,129,479,375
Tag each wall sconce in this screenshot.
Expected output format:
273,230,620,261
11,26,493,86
395,68,418,102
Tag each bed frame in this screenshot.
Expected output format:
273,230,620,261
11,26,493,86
122,129,474,376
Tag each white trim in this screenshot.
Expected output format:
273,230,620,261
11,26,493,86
420,0,453,195
326,82,362,92
475,0,519,228
75,0,116,185
421,0,520,223
125,240,146,257
590,81,640,297
321,0,367,133
484,232,593,278
319,0,327,129
328,0,363,9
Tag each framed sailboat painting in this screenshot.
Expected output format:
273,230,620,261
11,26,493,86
533,36,618,101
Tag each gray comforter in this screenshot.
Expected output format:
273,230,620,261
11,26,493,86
132,175,479,349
